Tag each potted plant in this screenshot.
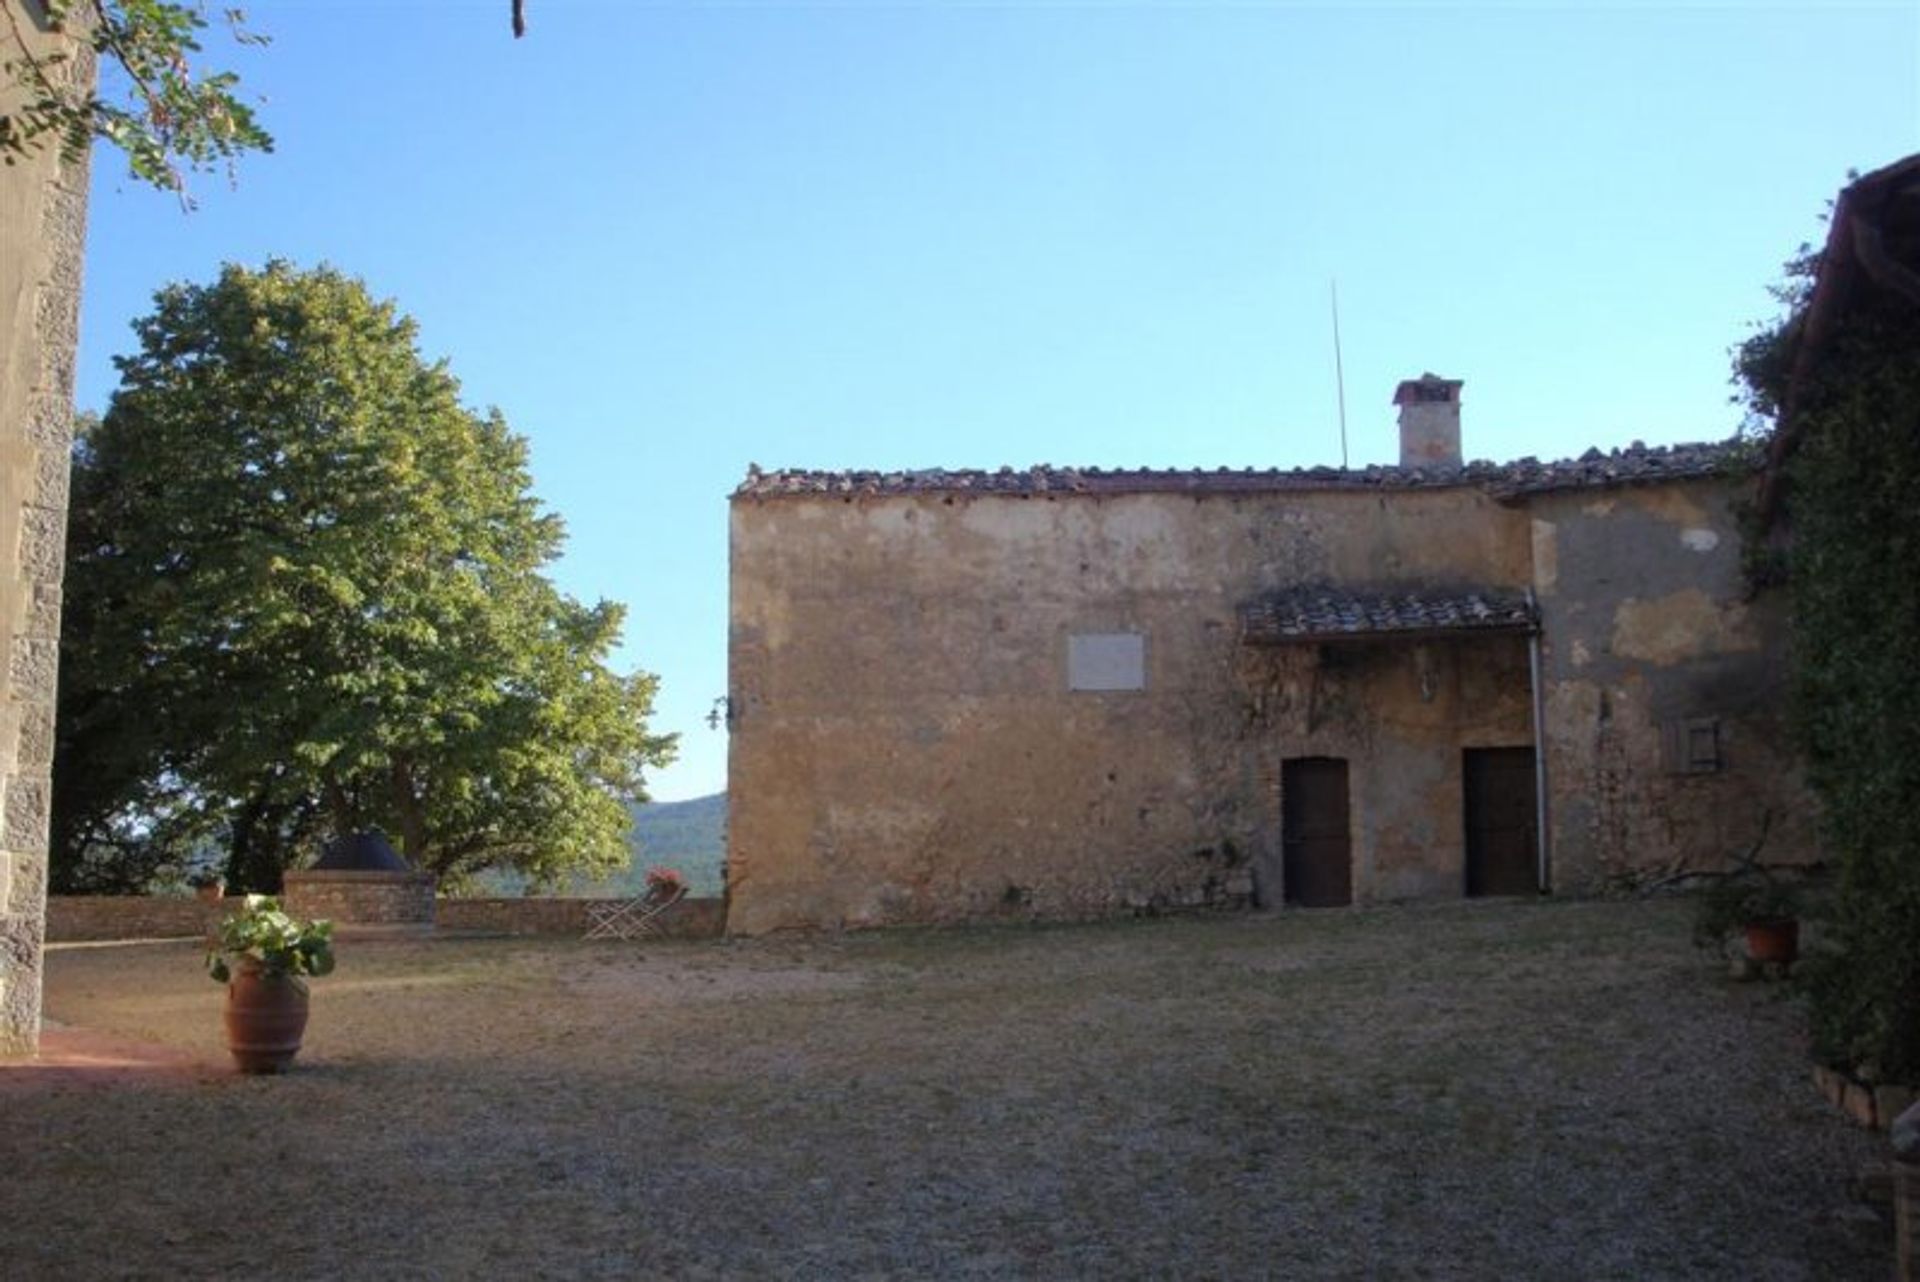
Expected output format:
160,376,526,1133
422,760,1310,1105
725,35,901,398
189,872,225,904
643,865,688,904
1693,871,1805,965
206,895,336,1074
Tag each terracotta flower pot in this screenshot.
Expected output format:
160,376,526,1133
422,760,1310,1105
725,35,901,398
224,963,311,1074
1745,917,1800,965
196,882,225,904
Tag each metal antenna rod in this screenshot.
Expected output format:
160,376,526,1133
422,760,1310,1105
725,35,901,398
1330,279,1349,469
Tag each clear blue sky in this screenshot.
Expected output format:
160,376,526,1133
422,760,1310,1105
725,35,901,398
75,2,1919,802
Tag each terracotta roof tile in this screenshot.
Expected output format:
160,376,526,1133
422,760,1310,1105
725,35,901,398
733,441,1744,501
1239,587,1537,644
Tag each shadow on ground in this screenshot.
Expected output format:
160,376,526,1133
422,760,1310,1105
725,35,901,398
1,900,1887,1280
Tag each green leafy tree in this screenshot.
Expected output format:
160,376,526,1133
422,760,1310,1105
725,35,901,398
54,261,675,891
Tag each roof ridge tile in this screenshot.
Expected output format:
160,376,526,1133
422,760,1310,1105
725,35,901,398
733,439,1744,500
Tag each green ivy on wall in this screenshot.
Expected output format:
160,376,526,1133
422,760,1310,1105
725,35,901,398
1741,259,1920,1082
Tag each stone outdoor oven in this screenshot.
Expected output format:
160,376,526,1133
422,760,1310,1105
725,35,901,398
283,832,435,933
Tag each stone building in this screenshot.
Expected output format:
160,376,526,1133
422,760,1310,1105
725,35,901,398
725,376,1811,933
0,10,91,1053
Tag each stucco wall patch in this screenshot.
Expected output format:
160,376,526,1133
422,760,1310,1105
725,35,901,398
1530,481,1812,890
1612,589,1757,665
1531,519,1559,595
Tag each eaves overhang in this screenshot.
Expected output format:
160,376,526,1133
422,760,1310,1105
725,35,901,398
1238,587,1538,646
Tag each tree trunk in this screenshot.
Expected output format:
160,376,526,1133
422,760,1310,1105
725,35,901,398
389,757,429,868
225,788,284,893
319,769,357,845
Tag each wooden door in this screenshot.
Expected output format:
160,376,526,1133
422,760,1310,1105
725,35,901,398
1464,747,1538,897
1282,757,1351,908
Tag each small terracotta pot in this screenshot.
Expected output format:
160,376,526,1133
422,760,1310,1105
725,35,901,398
224,964,310,1074
1745,918,1800,965
195,882,225,904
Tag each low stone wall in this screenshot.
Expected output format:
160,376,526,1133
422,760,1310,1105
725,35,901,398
1813,1063,1918,1132
46,896,226,942
436,896,724,940
47,894,727,942
283,870,436,928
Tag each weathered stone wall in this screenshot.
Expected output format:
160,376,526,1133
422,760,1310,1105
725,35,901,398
728,486,1536,932
0,12,92,1053
46,895,226,942
1237,635,1535,902
283,871,437,927
45,894,725,942
1527,477,1814,888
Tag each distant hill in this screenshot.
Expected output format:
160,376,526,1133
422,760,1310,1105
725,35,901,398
467,791,728,898
628,792,728,893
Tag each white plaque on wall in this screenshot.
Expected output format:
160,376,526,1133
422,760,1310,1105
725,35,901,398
1068,632,1146,691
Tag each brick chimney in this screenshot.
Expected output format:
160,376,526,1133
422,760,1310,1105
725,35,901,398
1393,373,1463,469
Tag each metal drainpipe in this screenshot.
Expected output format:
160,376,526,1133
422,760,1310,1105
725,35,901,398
1527,589,1553,894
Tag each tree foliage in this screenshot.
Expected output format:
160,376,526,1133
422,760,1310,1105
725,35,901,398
1738,237,1920,1082
2,1,273,195
54,261,675,891
3,1,530,196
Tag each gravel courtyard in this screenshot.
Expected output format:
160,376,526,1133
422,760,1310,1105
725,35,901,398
1,898,1887,1279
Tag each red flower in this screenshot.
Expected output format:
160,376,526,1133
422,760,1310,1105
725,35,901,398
643,866,687,899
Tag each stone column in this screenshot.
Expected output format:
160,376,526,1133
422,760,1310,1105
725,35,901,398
0,8,93,1055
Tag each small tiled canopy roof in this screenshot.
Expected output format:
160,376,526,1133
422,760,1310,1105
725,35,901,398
1239,587,1537,645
